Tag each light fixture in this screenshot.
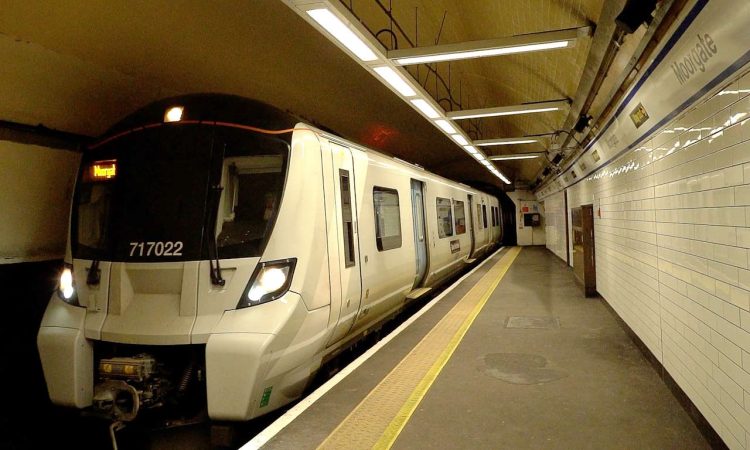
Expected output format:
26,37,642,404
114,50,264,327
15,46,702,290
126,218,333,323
164,106,184,123
306,8,378,62
373,66,416,97
448,100,568,120
488,154,541,161
394,41,569,65
475,138,539,146
451,134,469,146
410,99,440,119
498,173,511,184
435,119,457,134
389,28,587,66
287,1,519,188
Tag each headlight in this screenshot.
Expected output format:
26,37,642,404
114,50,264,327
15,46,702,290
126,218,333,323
238,258,297,308
57,264,81,306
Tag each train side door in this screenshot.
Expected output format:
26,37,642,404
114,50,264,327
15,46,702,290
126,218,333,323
327,142,363,345
410,179,428,288
467,194,476,257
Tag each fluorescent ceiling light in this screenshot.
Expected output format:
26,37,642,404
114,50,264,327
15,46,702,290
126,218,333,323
388,28,586,66
451,107,558,120
448,100,568,120
497,173,511,184
411,99,440,119
451,134,469,146
394,41,568,65
307,8,377,62
488,154,541,161
463,145,479,154
475,138,539,146
480,160,492,166
474,153,486,161
373,66,416,97
435,119,457,134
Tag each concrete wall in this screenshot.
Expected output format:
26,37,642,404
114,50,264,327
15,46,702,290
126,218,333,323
547,69,750,448
0,141,80,263
507,190,545,246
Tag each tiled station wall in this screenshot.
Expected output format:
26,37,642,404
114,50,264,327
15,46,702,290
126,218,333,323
542,190,566,261
507,190,546,246
547,70,750,448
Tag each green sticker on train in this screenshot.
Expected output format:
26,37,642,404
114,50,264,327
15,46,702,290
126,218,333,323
260,386,273,408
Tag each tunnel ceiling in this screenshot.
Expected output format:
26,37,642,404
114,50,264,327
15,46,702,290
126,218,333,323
0,0,605,188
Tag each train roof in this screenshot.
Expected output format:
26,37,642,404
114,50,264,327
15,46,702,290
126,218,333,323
96,93,497,199
309,125,497,199
102,93,300,141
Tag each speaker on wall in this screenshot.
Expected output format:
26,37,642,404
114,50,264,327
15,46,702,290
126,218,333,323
616,0,658,34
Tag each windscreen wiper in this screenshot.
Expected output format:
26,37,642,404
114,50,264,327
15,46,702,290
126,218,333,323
206,185,225,286
87,259,100,285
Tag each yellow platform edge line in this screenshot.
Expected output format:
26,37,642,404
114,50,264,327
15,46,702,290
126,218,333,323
373,246,522,450
317,247,522,450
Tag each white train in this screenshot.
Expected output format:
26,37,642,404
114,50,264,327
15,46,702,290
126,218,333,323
37,94,501,423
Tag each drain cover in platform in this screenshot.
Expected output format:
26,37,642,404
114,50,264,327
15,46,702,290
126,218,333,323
505,316,560,329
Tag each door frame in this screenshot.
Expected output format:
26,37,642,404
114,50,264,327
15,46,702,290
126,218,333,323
467,194,476,257
410,179,429,288
326,141,363,345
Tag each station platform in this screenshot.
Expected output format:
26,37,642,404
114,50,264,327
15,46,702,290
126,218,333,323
247,246,711,449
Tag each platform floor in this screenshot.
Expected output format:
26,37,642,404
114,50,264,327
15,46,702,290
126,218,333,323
258,246,710,449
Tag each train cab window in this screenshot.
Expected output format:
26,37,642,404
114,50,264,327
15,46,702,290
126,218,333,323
373,187,402,251
476,204,483,229
340,169,355,267
491,207,497,227
216,155,285,258
436,197,454,238
482,205,488,228
453,200,466,235
77,181,113,252
494,207,499,227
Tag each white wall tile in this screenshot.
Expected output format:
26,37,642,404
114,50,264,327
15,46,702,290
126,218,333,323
546,71,750,448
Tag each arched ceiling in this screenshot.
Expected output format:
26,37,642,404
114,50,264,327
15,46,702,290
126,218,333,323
0,0,607,188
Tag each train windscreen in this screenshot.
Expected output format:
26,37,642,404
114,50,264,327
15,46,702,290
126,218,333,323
73,125,288,262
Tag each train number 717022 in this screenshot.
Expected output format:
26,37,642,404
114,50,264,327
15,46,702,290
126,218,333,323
128,241,183,257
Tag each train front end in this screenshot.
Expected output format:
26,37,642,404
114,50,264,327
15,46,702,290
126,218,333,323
37,95,330,423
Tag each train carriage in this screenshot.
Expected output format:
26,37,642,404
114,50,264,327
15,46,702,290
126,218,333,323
37,94,501,423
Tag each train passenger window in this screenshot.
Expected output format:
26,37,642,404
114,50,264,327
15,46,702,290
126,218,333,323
494,207,500,227
491,207,497,227
482,205,488,228
453,200,466,235
340,170,356,267
373,187,402,251
436,197,453,238
476,205,483,229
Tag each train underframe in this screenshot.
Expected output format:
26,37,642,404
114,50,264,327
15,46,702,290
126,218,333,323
88,343,207,426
